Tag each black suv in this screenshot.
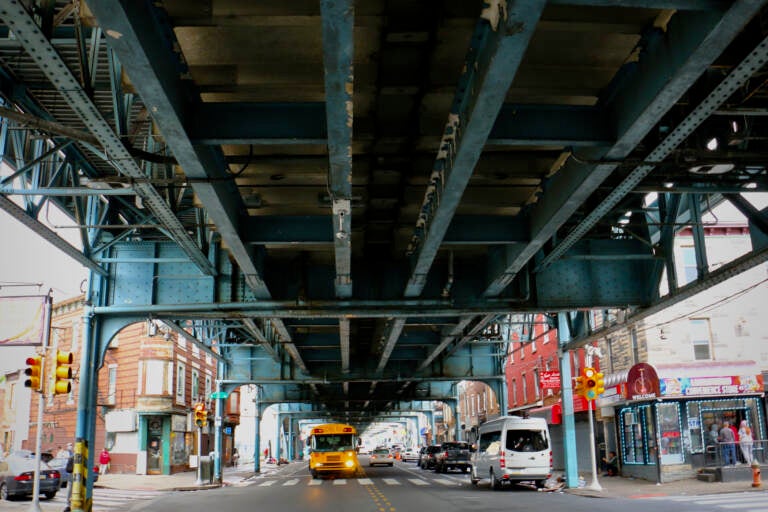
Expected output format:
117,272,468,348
418,445,441,469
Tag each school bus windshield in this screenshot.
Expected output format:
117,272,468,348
312,434,356,452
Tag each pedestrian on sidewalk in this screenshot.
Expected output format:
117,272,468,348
232,448,239,467
738,420,754,464
719,421,736,466
99,448,111,475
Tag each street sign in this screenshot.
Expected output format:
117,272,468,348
209,391,228,399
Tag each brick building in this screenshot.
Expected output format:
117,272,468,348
20,296,229,475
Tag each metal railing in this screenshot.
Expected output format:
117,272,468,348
704,439,767,467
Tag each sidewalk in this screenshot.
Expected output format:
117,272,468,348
93,464,276,492
93,462,767,498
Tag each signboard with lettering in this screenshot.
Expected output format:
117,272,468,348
539,370,561,390
660,374,763,397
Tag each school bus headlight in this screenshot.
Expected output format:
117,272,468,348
346,452,354,457
344,460,355,468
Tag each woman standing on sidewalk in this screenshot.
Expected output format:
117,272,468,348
738,420,754,464
99,448,111,475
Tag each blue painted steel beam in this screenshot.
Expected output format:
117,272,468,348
0,3,215,276
320,0,354,299
550,0,728,7
483,1,765,297
242,214,528,245
404,0,546,298
86,0,265,290
188,103,610,147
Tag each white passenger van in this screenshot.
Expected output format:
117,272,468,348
470,416,552,489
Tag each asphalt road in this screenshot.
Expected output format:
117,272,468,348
5,456,767,512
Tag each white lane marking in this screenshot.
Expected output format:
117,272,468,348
358,478,373,485
259,480,276,486
382,478,400,485
433,478,456,485
333,479,347,485
408,478,429,486
308,479,323,486
283,478,300,486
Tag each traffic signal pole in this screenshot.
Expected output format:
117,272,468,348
28,294,52,512
195,425,204,486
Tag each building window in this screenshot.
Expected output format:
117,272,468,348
690,318,712,360
205,375,212,400
192,370,200,402
145,360,167,395
681,246,698,284
508,342,514,363
9,382,16,409
107,365,117,405
533,369,540,399
531,338,537,353
522,373,527,403
176,363,185,403
511,379,517,405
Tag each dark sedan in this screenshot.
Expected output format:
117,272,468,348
0,456,61,500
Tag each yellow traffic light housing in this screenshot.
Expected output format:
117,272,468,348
573,375,586,397
583,367,604,400
194,403,207,427
53,350,73,395
24,355,43,391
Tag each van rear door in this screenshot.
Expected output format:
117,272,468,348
503,428,550,475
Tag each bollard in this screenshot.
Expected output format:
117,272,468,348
752,459,761,488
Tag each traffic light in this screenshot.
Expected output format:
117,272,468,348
583,367,604,400
24,355,43,391
53,350,74,395
194,403,207,427
573,375,586,397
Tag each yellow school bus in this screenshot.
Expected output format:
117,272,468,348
307,423,359,478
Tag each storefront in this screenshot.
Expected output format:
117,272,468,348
598,361,765,482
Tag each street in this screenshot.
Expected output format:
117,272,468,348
4,456,768,512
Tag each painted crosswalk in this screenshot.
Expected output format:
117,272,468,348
48,488,167,512
257,475,463,488
653,492,768,512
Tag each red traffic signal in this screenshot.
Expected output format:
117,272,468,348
24,355,43,391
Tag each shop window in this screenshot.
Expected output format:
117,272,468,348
690,319,712,360
192,370,200,402
620,406,657,465
658,403,684,464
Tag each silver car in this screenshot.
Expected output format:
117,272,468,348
0,456,61,500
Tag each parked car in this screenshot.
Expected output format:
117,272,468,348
401,448,419,462
418,445,441,470
433,441,472,473
0,456,60,500
369,448,394,467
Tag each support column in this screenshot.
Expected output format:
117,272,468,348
275,414,282,461
213,363,225,483
287,417,294,461
253,400,264,473
557,312,579,488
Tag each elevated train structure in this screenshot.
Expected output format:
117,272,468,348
1,0,768,495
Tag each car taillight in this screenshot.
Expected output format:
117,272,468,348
500,452,506,469
51,470,61,479
444,451,449,457
14,473,33,481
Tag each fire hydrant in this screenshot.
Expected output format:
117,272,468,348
752,459,761,488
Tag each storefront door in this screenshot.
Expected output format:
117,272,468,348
147,417,164,475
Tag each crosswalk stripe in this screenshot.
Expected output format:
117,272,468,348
408,478,429,486
433,478,456,485
259,480,276,486
333,479,347,485
382,478,400,485
308,479,322,486
358,478,373,485
283,479,300,486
